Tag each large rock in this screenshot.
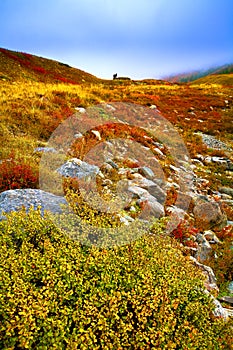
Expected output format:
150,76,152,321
137,192,165,219
56,158,100,180
193,197,227,230
127,186,165,219
0,189,68,220
128,177,166,204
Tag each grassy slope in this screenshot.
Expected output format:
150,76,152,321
0,49,233,348
0,47,101,84
191,73,233,86
0,48,232,190
164,63,233,83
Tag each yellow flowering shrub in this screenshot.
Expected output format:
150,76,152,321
0,209,232,349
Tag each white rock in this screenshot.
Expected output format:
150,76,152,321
75,107,86,113
91,130,101,140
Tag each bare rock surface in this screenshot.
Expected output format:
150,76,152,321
0,189,68,220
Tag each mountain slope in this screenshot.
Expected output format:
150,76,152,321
164,63,233,83
0,47,101,84
191,73,233,86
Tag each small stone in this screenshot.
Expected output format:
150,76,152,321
170,165,180,173
153,148,165,158
218,296,233,305
106,159,119,169
219,187,233,198
74,132,83,139
102,179,113,187
128,178,166,204
137,194,165,219
75,107,86,113
91,130,101,140
34,147,57,153
192,159,204,166
227,281,233,294
195,239,212,262
203,230,221,244
138,166,155,179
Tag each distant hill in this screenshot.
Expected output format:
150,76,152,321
191,73,233,86
164,63,233,83
0,47,101,84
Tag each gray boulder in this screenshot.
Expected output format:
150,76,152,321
0,189,68,220
137,193,165,219
127,185,165,219
128,177,166,204
56,158,100,179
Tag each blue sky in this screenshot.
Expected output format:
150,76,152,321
1,0,233,79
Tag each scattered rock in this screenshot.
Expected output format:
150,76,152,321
138,166,155,179
166,205,188,220
211,296,229,320
74,132,83,139
137,193,165,219
196,133,232,151
192,158,204,166
91,130,101,140
128,178,166,204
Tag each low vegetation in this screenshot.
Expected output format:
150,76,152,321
0,209,233,349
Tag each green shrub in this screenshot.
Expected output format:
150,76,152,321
0,209,232,349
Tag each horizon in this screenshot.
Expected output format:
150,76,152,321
1,45,233,81
1,0,233,80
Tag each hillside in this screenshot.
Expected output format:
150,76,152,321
0,47,101,84
191,73,233,86
0,49,233,348
164,63,233,83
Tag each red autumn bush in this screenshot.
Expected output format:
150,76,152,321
0,153,38,192
171,219,199,247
